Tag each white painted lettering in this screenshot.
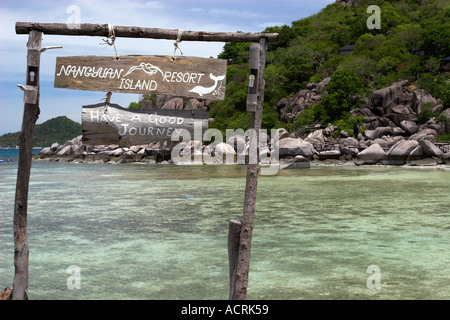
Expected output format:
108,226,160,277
131,115,142,122
119,124,129,136
90,110,99,122
56,64,124,79
190,73,197,83
129,127,137,135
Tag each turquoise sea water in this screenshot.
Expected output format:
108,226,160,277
0,159,449,300
0,148,42,161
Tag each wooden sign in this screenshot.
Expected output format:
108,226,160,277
82,103,209,146
55,55,227,100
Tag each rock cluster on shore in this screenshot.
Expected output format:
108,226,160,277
36,81,450,169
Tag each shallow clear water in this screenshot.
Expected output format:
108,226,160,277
0,160,449,299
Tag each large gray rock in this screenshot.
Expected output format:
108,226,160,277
371,138,391,150
305,129,325,151
280,155,310,170
392,105,413,115
274,128,289,140
386,105,418,127
400,120,419,135
129,145,143,153
409,158,438,166
357,143,386,164
161,97,185,110
370,81,407,115
419,140,443,158
364,126,403,140
340,137,359,156
443,152,450,164
278,138,316,159
110,148,125,157
38,147,53,156
406,146,423,162
319,150,341,160
50,142,60,152
57,145,72,156
412,89,437,115
384,140,419,165
74,144,87,155
71,136,82,146
323,125,338,137
209,142,236,164
408,128,438,142
314,77,331,93
226,136,247,152
306,129,324,142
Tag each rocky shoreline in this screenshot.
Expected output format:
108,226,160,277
35,80,450,170
34,129,450,170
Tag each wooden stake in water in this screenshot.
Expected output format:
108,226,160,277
12,29,42,300
230,38,267,300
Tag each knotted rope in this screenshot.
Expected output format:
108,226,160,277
172,29,184,60
101,24,120,60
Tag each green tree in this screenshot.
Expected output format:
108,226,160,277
316,69,364,125
218,42,250,64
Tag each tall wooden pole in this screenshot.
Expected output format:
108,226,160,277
12,29,42,300
230,37,267,300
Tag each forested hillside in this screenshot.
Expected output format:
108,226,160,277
209,0,449,133
0,116,82,147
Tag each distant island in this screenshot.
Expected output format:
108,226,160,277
0,116,81,148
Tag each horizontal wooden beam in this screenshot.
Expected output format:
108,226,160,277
15,22,279,43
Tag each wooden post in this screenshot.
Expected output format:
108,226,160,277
12,29,42,300
230,38,267,300
228,219,242,299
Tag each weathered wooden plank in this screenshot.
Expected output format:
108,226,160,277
55,55,227,100
15,22,280,43
228,219,242,300
82,103,208,146
12,30,42,300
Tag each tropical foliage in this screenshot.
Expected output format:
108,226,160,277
211,0,449,133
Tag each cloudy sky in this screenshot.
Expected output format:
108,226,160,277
0,0,335,135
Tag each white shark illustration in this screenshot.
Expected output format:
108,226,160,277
123,62,164,77
189,73,225,97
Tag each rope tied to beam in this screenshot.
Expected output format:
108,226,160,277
100,24,120,60
172,29,184,60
